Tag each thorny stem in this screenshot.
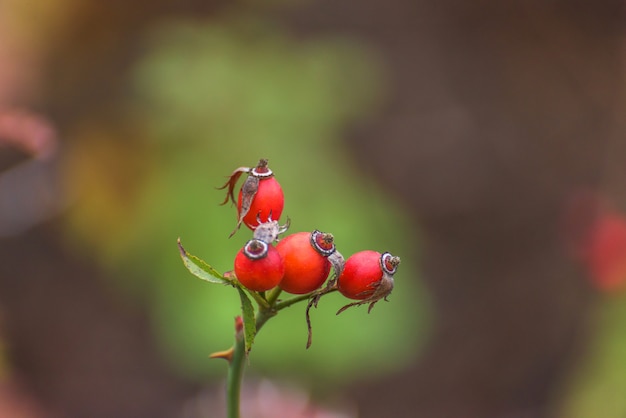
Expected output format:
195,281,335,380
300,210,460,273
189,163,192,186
226,319,246,418
223,298,278,417
220,285,338,418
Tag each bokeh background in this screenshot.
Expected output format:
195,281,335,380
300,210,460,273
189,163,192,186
0,1,625,417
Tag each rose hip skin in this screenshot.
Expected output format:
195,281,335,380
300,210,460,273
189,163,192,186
219,159,285,235
237,175,284,230
234,239,284,292
335,250,399,314
277,231,333,294
338,250,386,300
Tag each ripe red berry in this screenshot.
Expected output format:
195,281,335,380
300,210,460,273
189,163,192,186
219,159,284,236
237,174,284,230
276,230,335,294
234,239,284,292
337,250,400,313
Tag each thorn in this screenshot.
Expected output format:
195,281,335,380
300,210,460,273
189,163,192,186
209,347,235,362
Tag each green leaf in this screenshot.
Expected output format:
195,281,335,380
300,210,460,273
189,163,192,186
236,286,256,354
177,238,231,285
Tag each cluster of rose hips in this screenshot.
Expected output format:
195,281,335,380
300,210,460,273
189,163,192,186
219,159,401,322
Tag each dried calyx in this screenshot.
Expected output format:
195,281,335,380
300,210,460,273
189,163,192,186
253,216,290,243
243,239,269,260
250,158,273,178
310,230,336,257
381,252,401,275
337,252,401,315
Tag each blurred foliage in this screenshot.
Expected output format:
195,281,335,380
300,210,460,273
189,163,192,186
4,2,626,414
61,17,428,388
560,296,626,418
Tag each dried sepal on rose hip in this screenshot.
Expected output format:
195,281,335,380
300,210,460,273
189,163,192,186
336,250,400,314
276,230,338,295
234,238,285,292
253,217,290,244
218,159,285,237
287,231,344,348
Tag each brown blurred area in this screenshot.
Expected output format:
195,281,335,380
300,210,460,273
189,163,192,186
1,1,624,417
330,2,625,417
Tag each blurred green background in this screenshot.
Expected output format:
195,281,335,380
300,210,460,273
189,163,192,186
61,17,426,385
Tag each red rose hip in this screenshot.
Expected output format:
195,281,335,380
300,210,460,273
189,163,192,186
237,174,283,230
234,239,284,292
337,250,400,314
276,230,335,294
219,159,284,236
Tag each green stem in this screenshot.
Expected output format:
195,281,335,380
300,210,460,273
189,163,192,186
224,286,338,417
274,287,338,311
265,287,283,306
255,305,277,332
246,289,270,310
227,326,246,418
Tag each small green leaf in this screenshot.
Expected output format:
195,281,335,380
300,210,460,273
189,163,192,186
236,286,256,354
177,238,231,285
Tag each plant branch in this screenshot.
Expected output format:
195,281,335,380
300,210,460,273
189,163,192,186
265,287,283,306
223,285,338,417
274,287,338,311
246,289,271,310
255,305,277,332
226,319,246,418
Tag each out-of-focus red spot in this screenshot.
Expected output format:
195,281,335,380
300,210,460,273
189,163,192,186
0,108,57,159
582,213,626,292
561,190,626,292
